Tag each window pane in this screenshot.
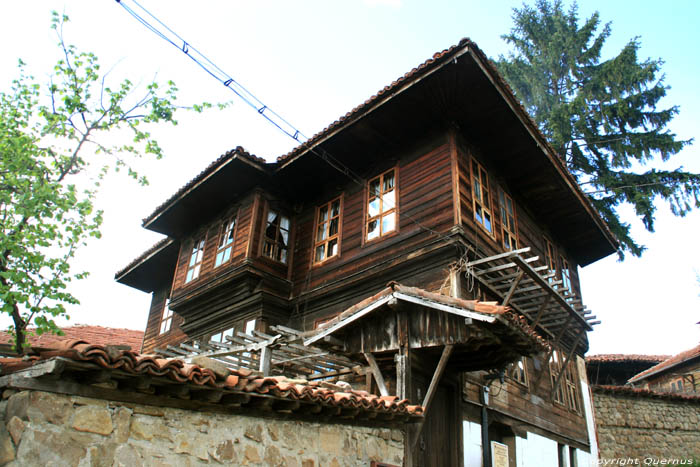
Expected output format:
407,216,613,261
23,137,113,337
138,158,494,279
192,264,201,280
367,219,379,240
281,215,290,231
383,171,395,191
317,222,327,242
329,218,338,237
279,248,287,264
368,197,380,217
331,200,340,217
480,169,488,189
473,179,481,202
186,269,194,283
328,238,338,257
215,250,224,267
475,205,483,225
484,211,492,233
267,211,278,224
315,245,325,262
319,206,329,222
280,229,289,246
223,247,231,263
382,212,396,233
369,179,380,197
383,190,395,212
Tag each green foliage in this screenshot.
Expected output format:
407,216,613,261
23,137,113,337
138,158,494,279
497,0,696,257
0,13,202,352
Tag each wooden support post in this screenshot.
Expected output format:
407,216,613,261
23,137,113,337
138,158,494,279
395,309,411,401
364,352,389,397
502,270,525,306
550,330,585,400
531,295,552,329
411,344,455,450
259,345,272,376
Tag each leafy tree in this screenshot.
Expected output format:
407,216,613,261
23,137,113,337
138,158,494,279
496,0,697,257
0,13,204,352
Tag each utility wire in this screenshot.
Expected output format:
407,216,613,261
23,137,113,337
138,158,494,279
115,0,462,251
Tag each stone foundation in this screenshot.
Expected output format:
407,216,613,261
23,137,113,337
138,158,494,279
593,389,700,460
0,390,404,466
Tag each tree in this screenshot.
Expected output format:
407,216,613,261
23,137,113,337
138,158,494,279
496,0,697,257
0,13,204,352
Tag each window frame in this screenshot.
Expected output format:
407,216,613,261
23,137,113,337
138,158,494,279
549,350,566,406
364,168,399,244
159,298,173,335
261,206,291,265
499,189,518,251
507,357,528,388
543,237,558,283
185,235,206,284
470,158,495,238
560,256,572,296
214,215,238,268
313,196,343,265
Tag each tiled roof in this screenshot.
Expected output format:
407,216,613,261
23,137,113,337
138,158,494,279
0,340,423,419
0,325,144,352
115,237,172,279
586,354,670,364
141,146,267,227
628,343,700,384
593,385,700,403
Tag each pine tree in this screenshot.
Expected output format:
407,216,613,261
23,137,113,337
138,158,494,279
496,0,697,257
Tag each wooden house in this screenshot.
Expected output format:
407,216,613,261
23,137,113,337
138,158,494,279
627,344,700,394
116,39,618,466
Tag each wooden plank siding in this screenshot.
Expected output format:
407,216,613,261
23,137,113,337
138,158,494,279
462,358,590,447
142,287,187,353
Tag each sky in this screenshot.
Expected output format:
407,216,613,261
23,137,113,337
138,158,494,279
1,0,698,356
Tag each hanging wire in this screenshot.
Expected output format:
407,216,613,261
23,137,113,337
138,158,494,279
115,0,462,252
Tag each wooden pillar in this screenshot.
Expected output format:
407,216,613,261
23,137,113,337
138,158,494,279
395,309,411,401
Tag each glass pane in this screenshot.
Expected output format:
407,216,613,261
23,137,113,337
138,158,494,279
382,212,395,233
265,223,278,241
193,264,201,280
263,241,274,258
509,215,515,230
279,248,287,264
507,198,513,214
281,215,290,231
383,190,395,212
215,250,224,267
483,192,490,209
503,232,511,250
367,219,379,240
189,251,197,267
212,332,222,343
319,206,329,222
315,245,325,262
473,179,481,201
484,211,492,233
501,206,507,224
331,200,340,217
316,222,327,242
480,169,488,189
280,229,289,247
383,171,395,191
329,218,338,237
368,197,380,217
369,179,380,197
267,210,278,224
328,238,338,257
223,247,231,263
186,269,194,283
471,160,478,174
475,205,483,225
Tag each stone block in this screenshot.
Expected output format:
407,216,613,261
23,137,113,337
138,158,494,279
0,422,15,464
319,427,341,455
264,445,284,466
87,443,117,467
6,391,29,421
114,406,132,443
17,428,87,466
6,416,25,446
244,444,261,463
210,439,237,463
72,406,114,436
30,391,72,425
113,444,143,467
174,432,209,460
130,415,170,441
244,423,263,443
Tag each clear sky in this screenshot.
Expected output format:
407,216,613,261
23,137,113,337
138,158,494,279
1,0,698,356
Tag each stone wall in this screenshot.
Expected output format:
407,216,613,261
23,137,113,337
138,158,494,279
0,390,404,466
593,389,700,460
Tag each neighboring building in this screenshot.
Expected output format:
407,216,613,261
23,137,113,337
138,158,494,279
627,343,700,394
116,38,618,466
0,324,144,356
586,354,668,386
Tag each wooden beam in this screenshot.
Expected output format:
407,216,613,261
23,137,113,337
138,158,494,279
530,295,552,329
259,345,272,376
364,352,389,397
502,271,525,306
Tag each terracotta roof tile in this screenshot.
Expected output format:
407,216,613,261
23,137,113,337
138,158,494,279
586,354,670,364
0,340,423,418
0,325,144,352
628,343,700,384
593,384,700,403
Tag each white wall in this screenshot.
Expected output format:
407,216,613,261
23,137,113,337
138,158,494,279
515,432,558,467
463,420,483,467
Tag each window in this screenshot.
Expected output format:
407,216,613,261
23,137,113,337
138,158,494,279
211,327,234,344
314,198,341,263
507,357,528,387
244,319,256,335
550,350,566,405
215,217,236,267
471,159,494,235
366,169,397,241
185,236,206,283
564,364,580,412
543,237,557,283
262,209,290,264
499,190,518,250
560,256,572,295
159,299,173,334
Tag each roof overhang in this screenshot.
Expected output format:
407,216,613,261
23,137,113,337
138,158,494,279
275,39,618,266
143,149,272,237
115,238,180,293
